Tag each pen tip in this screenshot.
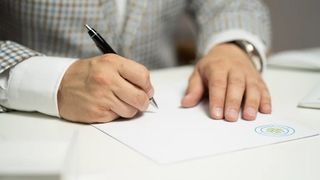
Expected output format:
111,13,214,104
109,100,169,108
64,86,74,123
150,98,159,109
84,24,91,30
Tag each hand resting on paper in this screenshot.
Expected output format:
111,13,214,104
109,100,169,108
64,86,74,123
181,43,272,121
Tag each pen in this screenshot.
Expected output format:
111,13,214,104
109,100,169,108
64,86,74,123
85,24,158,109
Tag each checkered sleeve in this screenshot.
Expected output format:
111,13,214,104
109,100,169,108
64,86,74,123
188,0,271,57
0,41,43,74
0,41,43,112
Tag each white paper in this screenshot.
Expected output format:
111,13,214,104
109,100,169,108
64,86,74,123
93,81,319,164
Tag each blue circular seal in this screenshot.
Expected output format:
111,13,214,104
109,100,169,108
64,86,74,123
255,125,295,137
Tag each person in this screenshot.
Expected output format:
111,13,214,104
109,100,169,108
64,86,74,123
0,0,272,123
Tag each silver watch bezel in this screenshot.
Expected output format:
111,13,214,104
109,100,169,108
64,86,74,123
232,40,263,72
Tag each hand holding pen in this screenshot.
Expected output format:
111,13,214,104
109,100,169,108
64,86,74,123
56,25,157,123
85,24,158,108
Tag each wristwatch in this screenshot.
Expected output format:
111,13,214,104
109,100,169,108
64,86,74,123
231,40,263,72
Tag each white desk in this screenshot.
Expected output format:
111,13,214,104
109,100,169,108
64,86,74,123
1,66,320,180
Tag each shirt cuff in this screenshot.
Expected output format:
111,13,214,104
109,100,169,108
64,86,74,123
3,56,77,117
203,29,267,72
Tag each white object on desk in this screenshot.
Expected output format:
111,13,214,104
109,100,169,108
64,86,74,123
268,47,320,70
94,81,319,164
0,128,76,180
298,82,320,109
0,142,69,180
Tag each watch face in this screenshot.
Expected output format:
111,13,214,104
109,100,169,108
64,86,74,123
244,42,255,52
236,40,263,72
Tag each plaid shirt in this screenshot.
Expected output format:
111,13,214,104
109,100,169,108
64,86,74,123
0,0,271,73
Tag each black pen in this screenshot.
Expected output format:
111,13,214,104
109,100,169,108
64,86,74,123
85,24,158,109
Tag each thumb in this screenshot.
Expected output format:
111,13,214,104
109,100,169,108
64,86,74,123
181,69,204,107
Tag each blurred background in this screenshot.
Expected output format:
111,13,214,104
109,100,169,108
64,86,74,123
176,0,320,64
265,0,320,52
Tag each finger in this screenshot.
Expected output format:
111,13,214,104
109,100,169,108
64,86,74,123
107,93,138,118
181,69,204,107
117,57,154,97
113,76,149,111
94,110,119,123
224,70,245,122
259,83,272,114
73,104,119,124
242,79,261,120
207,67,228,120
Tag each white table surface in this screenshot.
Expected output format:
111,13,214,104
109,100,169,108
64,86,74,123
1,65,320,180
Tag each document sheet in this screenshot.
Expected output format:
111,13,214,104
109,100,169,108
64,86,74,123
93,79,318,164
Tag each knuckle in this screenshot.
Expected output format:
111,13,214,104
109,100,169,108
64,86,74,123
140,76,151,92
133,91,149,109
86,105,117,123
101,53,117,63
209,99,225,113
213,58,226,66
210,97,224,107
248,77,264,89
260,83,270,95
88,88,104,99
210,78,227,89
209,92,225,105
91,73,112,86
212,58,230,69
261,92,271,103
247,77,261,87
203,65,215,78
140,68,151,86
248,81,259,90
261,85,270,94
124,108,138,118
246,98,260,107
140,66,150,79
96,112,118,123
248,81,259,89
226,98,241,107
229,77,245,87
85,106,103,122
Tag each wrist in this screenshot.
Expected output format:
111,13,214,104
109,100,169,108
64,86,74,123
207,43,250,60
229,40,263,72
202,30,267,73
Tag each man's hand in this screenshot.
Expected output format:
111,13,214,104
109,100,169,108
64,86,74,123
58,54,154,123
181,43,271,121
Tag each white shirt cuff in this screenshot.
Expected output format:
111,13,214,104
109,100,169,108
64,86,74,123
3,56,77,117
203,29,267,72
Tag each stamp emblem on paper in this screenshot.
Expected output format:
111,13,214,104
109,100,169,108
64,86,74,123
255,125,295,137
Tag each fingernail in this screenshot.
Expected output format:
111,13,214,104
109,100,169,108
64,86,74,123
226,108,239,121
212,107,223,119
181,94,191,106
183,94,190,100
245,107,257,119
144,101,150,111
